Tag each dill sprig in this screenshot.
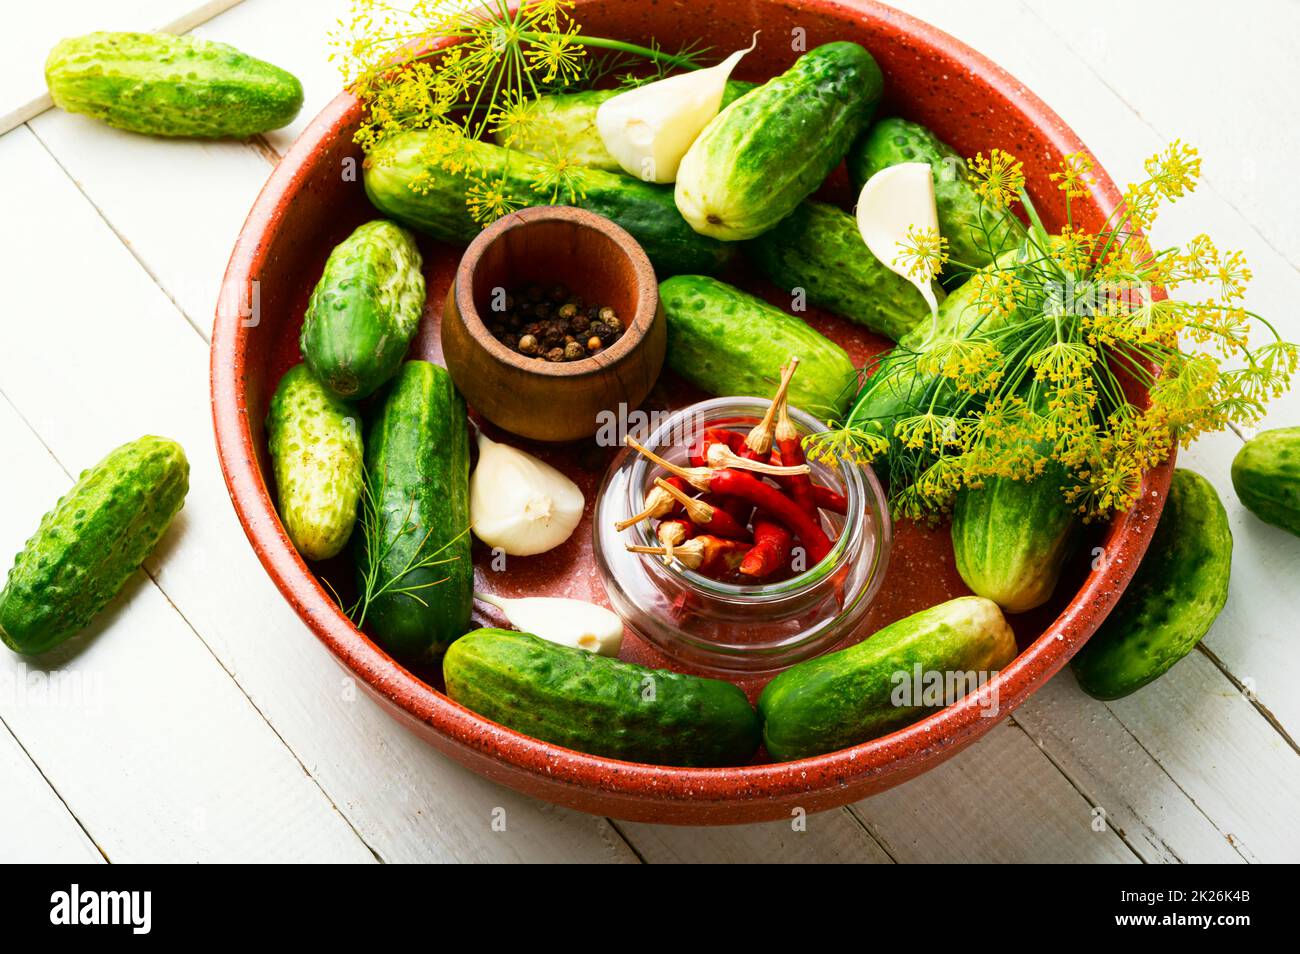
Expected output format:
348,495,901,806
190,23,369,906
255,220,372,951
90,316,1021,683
811,142,1297,522
329,462,470,629
333,0,708,224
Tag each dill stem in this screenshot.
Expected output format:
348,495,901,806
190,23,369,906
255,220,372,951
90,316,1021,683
517,31,702,69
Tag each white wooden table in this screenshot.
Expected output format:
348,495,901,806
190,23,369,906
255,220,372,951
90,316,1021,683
1,0,1296,864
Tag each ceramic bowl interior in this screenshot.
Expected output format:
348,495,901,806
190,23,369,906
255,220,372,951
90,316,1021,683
211,0,1173,824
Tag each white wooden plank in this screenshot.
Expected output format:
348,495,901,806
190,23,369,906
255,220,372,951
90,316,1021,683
848,720,1140,863
0,0,247,135
620,812,894,864
1012,677,1245,863
0,392,373,862
0,718,104,863
0,123,640,864
1023,0,1300,268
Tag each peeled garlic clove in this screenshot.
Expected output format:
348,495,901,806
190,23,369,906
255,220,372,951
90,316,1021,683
596,34,758,184
476,593,624,656
856,162,943,328
470,432,584,556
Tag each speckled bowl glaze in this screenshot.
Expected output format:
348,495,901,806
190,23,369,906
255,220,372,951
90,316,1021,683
211,0,1174,824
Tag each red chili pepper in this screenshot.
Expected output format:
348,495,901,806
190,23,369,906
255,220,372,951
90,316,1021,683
614,475,689,531
739,516,793,579
654,478,751,541
627,535,752,577
813,485,847,514
688,427,745,467
774,384,818,520
624,436,831,564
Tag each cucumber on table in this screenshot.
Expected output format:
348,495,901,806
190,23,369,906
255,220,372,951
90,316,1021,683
759,596,1017,761
659,275,859,419
266,364,364,561
0,436,189,655
45,32,302,138
360,361,472,661
1231,426,1300,538
745,201,932,342
848,117,1026,276
299,220,426,400
494,81,757,172
363,131,732,277
443,629,762,766
675,42,883,240
1071,469,1232,700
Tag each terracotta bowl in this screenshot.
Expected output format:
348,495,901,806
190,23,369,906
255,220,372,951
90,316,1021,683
442,205,666,442
211,0,1174,824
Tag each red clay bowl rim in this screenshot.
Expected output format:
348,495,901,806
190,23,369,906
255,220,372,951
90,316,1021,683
211,0,1174,808
450,204,661,378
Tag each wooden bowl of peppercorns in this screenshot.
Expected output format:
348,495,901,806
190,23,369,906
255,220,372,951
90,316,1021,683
443,205,667,442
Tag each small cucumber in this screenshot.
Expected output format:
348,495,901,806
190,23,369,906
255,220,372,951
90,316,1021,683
759,596,1016,761
951,463,1078,614
848,117,1026,276
46,32,302,138
0,436,189,655
1231,426,1300,537
675,43,883,240
745,201,932,342
364,131,732,276
266,364,364,561
658,275,858,419
361,361,472,660
1071,469,1232,700
300,220,426,400
443,629,762,766
493,81,757,171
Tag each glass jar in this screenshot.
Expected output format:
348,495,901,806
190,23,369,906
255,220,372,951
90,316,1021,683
593,397,892,673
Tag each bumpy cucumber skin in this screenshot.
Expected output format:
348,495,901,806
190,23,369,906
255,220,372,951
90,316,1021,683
299,220,425,400
0,436,189,655
444,629,762,767
848,117,1026,276
659,275,858,419
45,32,302,138
495,81,757,172
1231,426,1300,537
1071,469,1232,700
759,596,1016,761
364,131,731,276
745,201,931,342
362,361,472,661
952,463,1078,613
266,365,364,561
675,43,882,240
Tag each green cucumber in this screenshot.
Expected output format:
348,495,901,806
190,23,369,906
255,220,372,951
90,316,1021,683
951,462,1078,613
848,117,1026,275
744,201,932,342
759,596,1016,761
493,81,757,172
266,364,364,561
443,629,761,766
363,131,731,276
1231,426,1300,537
46,32,302,138
1071,469,1232,700
361,361,472,660
659,275,858,419
0,436,189,655
299,220,425,400
675,43,883,240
